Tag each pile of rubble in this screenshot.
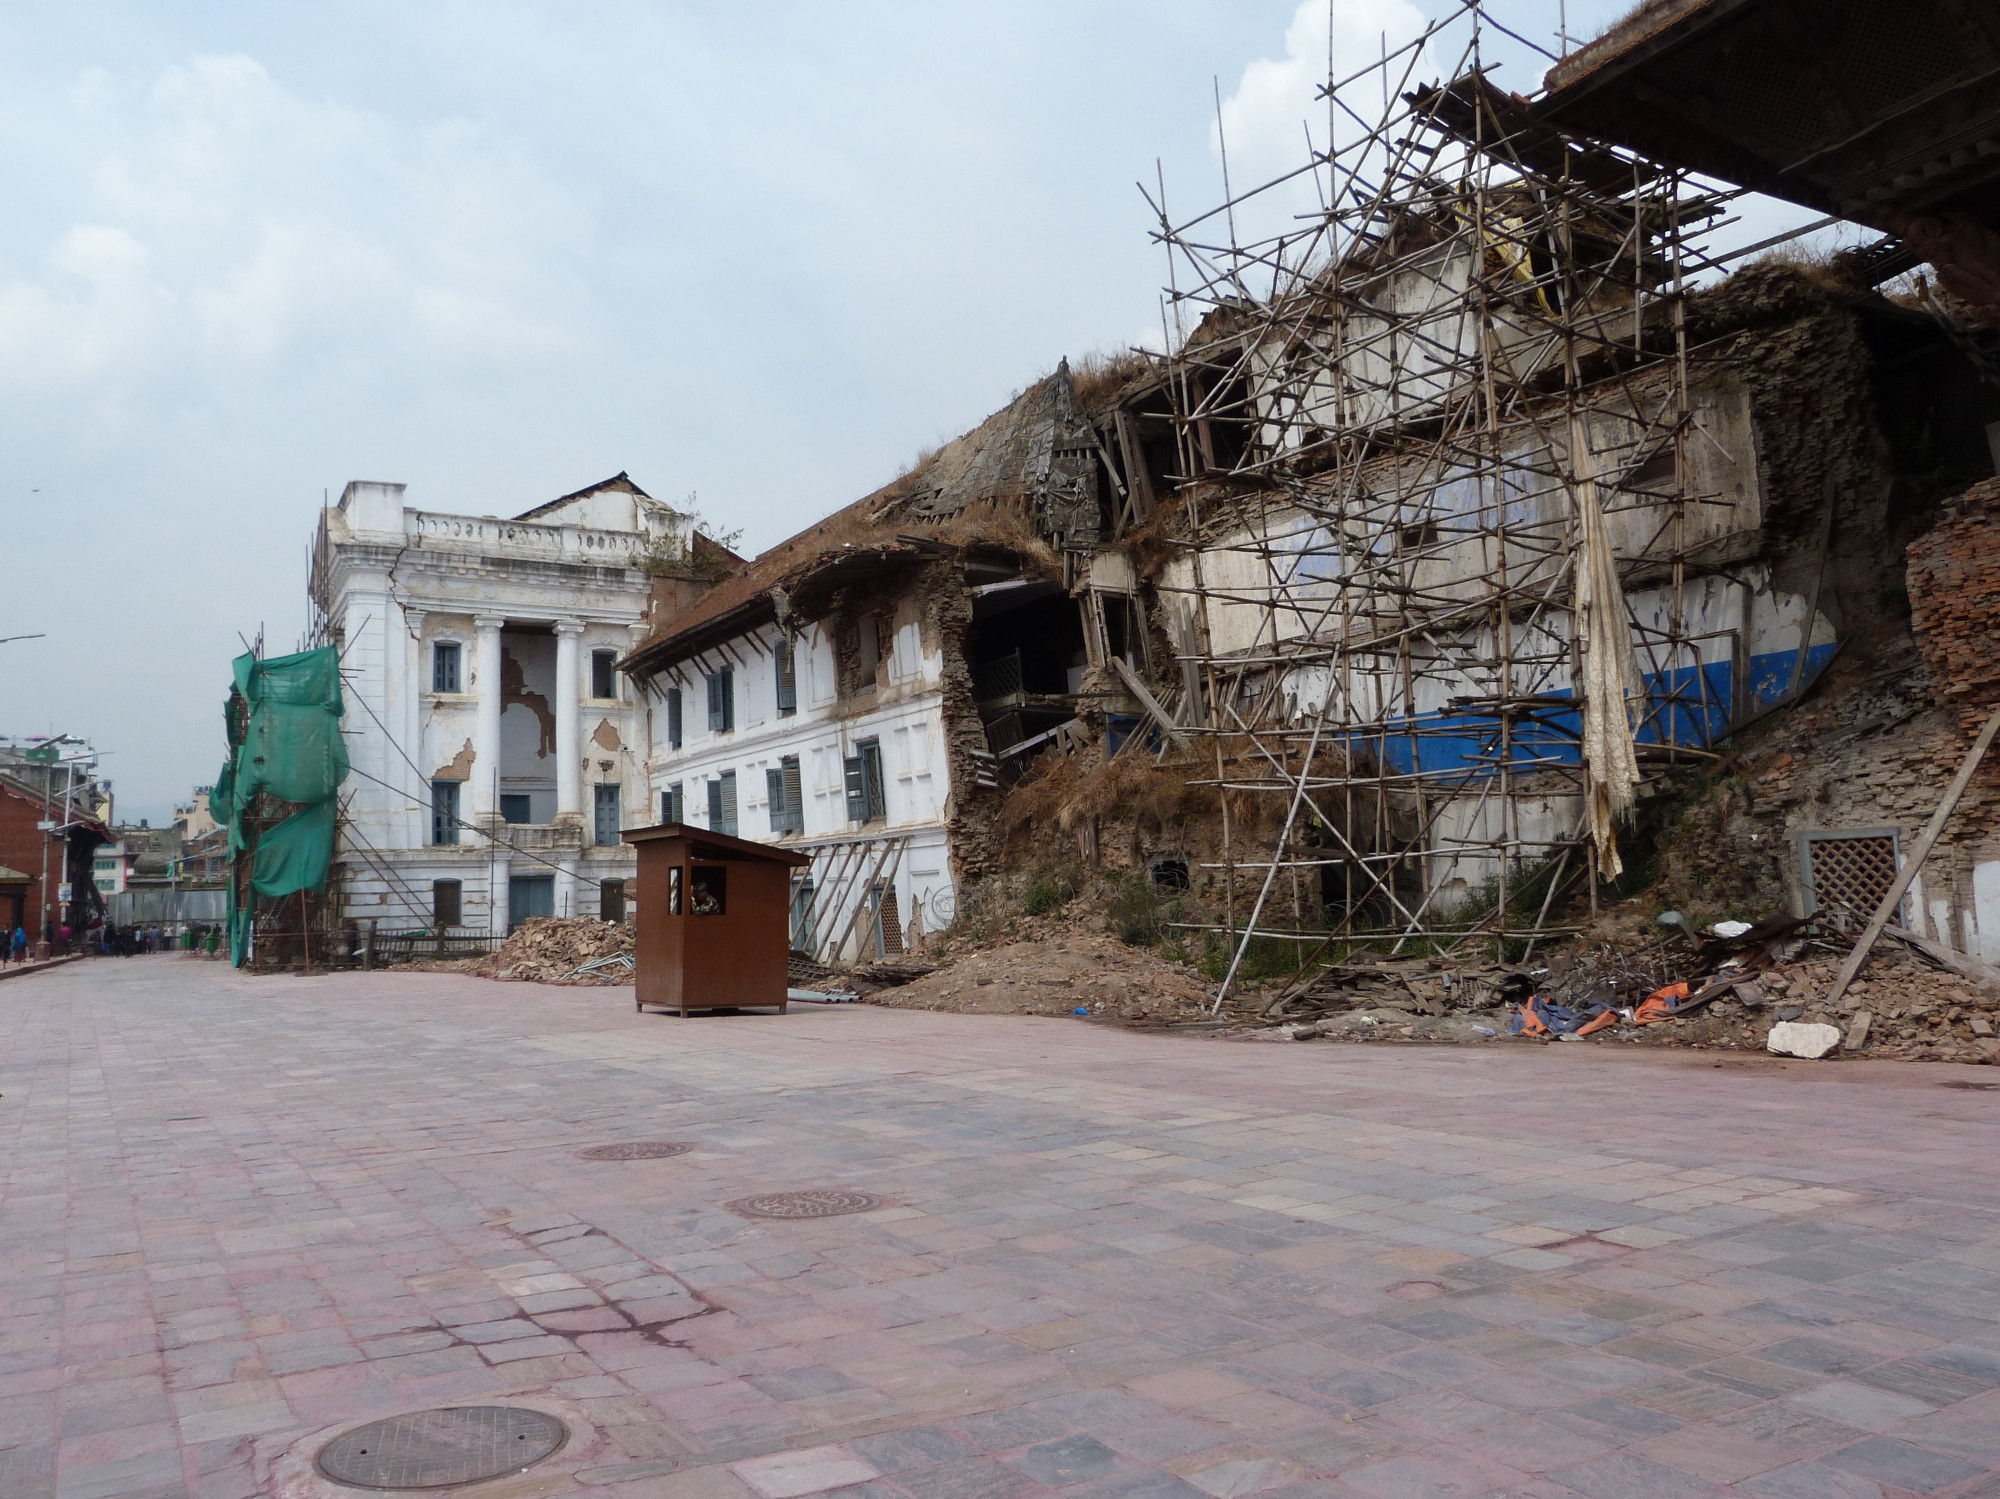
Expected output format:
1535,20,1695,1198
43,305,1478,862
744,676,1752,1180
470,917,633,985
865,930,1226,1026
1258,911,2000,1062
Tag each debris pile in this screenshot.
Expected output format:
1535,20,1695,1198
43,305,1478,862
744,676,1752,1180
865,930,1224,1026
1261,910,2000,1062
472,918,633,985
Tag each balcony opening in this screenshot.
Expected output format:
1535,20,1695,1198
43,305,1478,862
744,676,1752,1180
500,626,557,823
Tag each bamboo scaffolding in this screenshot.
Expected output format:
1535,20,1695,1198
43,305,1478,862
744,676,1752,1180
1149,2,1732,985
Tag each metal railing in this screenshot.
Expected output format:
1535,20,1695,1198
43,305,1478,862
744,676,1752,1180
972,651,1024,703
368,930,506,965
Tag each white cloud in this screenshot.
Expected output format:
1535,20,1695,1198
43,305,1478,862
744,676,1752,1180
0,53,590,413
1209,0,1428,258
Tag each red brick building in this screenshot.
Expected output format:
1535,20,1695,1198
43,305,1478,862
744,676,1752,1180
0,772,110,942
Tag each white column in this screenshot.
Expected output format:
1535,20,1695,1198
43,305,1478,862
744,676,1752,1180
555,618,584,824
555,862,578,920
490,854,511,937
402,608,425,851
473,615,506,824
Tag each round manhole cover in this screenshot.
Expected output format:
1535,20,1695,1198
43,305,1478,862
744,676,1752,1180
1387,1280,1445,1301
577,1140,697,1161
730,1189,885,1219
315,1406,568,1490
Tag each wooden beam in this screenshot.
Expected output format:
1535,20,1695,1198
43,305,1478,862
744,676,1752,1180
1824,705,2000,1010
1884,924,2000,999
1110,657,1189,750
1114,409,1157,521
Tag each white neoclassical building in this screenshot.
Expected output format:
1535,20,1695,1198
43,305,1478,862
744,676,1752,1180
313,473,683,935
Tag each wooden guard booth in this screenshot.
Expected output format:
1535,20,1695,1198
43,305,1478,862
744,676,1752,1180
622,823,810,1017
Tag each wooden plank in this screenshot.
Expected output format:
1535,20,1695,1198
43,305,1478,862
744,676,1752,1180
1884,924,2000,997
1110,657,1189,750
1824,704,2000,1009
1113,409,1156,521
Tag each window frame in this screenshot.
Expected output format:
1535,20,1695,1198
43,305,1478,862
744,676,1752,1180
766,753,804,835
706,769,739,836
591,649,618,701
432,878,462,928
775,638,798,717
661,781,684,825
599,878,626,924
431,640,463,694
430,780,461,845
706,667,735,733
593,783,621,846
666,686,683,750
844,739,886,824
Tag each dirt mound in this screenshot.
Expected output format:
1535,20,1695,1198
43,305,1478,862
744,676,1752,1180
469,917,633,985
864,929,1224,1025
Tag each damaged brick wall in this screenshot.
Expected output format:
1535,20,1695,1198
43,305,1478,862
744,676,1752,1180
921,560,1003,886
1908,477,2000,743
1696,266,1906,653
1656,480,2000,941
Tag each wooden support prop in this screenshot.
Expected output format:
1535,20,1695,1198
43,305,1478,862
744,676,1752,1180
1824,704,2000,1010
1110,657,1188,749
1884,924,2000,998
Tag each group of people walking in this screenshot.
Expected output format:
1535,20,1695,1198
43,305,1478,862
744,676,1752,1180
0,918,224,966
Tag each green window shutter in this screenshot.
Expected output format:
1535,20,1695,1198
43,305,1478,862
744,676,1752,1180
782,756,803,834
861,741,886,821
718,770,738,836
843,756,866,822
766,767,786,834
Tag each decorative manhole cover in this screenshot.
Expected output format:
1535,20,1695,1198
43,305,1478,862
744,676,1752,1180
577,1140,697,1160
315,1406,567,1490
1387,1281,1445,1301
729,1189,885,1219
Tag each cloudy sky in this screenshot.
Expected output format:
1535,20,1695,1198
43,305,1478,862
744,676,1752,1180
0,1,1825,821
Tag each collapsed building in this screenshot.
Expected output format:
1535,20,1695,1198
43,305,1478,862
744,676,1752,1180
618,375,1124,961
623,0,2000,976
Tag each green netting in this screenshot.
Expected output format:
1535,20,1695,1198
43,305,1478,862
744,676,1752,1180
250,799,337,897
233,647,348,807
216,646,349,966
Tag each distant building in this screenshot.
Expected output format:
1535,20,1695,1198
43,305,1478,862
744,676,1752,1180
313,474,684,935
0,736,113,937
92,841,132,895
173,790,228,887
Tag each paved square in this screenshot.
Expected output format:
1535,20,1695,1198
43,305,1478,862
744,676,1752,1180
7,960,2000,1497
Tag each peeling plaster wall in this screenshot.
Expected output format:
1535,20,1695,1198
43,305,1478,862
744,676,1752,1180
641,560,971,961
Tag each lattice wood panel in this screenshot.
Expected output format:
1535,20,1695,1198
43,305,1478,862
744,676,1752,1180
1804,833,1900,922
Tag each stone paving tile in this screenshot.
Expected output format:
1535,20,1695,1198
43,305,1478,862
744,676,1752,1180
16,962,2000,1498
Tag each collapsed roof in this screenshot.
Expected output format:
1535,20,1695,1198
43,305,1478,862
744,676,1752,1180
622,364,1112,676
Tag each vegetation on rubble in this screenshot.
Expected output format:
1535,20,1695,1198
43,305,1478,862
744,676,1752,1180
1020,862,1082,916
637,494,745,582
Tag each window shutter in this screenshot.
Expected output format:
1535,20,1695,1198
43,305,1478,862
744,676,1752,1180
766,768,786,834
719,770,738,835
862,742,886,822
776,641,797,715
721,667,734,731
707,777,723,829
667,687,682,749
707,673,723,731
843,756,866,822
782,757,803,833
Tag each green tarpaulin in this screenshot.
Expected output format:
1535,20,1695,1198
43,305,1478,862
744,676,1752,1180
217,646,348,965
